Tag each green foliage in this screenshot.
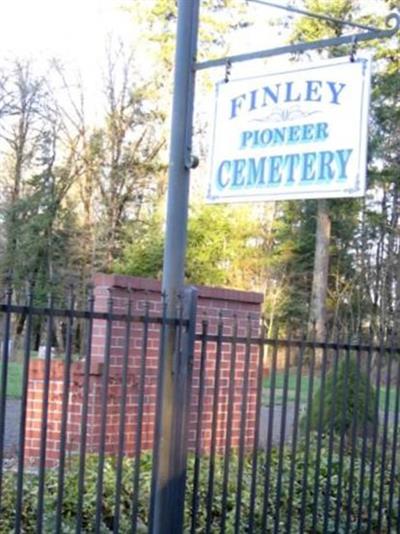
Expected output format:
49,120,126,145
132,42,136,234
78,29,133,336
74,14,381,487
267,201,316,325
186,204,263,288
0,0,399,342
1,173,80,302
187,439,399,533
284,0,400,336
114,214,165,279
306,355,378,434
116,203,265,289
291,0,354,41
1,440,399,532
0,454,152,533
134,0,250,70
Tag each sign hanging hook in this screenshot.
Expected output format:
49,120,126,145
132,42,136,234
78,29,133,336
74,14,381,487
350,35,358,62
224,59,232,83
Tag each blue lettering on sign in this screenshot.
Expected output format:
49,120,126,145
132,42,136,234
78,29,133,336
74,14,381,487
247,157,266,185
262,85,280,106
305,80,322,102
220,70,356,195
229,80,347,119
239,122,329,149
336,149,353,180
215,149,353,190
318,151,336,181
315,122,329,141
327,81,346,104
268,156,284,185
285,82,301,103
301,152,317,182
230,94,247,119
217,160,231,189
232,159,247,187
284,154,301,184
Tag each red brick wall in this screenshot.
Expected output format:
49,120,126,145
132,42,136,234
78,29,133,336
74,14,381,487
25,275,263,467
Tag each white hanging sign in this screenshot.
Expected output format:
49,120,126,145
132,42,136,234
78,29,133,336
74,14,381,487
207,56,371,203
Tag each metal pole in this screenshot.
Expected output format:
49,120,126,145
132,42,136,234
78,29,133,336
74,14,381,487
151,1,200,533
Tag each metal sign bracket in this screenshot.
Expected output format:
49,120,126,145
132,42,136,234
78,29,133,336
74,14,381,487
195,12,400,72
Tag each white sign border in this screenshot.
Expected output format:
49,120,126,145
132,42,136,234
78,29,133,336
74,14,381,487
206,55,372,204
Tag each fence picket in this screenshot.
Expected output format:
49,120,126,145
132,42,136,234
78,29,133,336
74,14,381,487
0,293,398,533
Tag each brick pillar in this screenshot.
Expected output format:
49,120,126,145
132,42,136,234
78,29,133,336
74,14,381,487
91,275,263,455
25,275,263,466
24,360,106,467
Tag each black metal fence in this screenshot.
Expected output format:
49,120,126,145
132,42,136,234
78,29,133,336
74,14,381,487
0,287,399,533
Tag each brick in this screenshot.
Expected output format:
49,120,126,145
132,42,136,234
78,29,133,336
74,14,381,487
24,274,262,467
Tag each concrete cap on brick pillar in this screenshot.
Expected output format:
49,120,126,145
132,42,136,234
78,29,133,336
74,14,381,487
92,273,263,307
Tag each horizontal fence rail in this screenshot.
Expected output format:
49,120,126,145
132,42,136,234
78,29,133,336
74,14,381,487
188,329,400,533
0,287,399,532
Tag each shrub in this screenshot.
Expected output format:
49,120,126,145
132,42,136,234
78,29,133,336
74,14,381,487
1,440,398,532
306,354,378,436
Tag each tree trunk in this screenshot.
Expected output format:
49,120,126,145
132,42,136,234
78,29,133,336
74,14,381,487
309,199,331,342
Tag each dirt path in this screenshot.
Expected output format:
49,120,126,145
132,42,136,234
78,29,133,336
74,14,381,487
3,400,394,455
259,404,297,447
4,399,21,455
2,400,288,454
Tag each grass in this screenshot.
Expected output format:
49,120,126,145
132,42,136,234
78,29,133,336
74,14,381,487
2,362,399,410
1,351,40,398
263,371,399,410
0,362,23,398
262,372,320,405
1,350,79,399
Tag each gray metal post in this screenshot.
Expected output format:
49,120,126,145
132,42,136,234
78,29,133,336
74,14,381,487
151,1,200,533
162,0,200,296
170,287,198,530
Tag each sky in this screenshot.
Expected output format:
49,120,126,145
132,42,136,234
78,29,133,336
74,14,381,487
0,0,143,124
0,1,390,90
0,0,134,62
0,0,282,76
0,0,389,198
0,0,287,126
